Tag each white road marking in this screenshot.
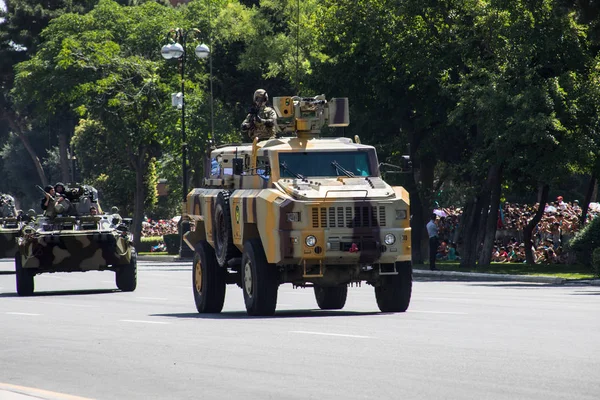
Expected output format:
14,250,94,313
290,331,374,339
120,319,170,325
410,310,468,315
6,312,40,316
5,299,98,308
136,297,168,301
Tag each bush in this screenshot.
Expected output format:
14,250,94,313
163,234,180,255
138,236,163,253
569,216,600,265
592,248,600,278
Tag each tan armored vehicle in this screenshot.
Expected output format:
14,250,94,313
0,194,21,258
184,95,412,316
15,184,136,296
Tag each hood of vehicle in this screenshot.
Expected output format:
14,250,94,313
275,176,394,200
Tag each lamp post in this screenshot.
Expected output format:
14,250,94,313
161,28,210,258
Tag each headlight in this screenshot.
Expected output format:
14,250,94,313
305,235,317,247
395,210,407,220
286,212,301,222
384,234,396,245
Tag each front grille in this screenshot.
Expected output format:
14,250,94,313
311,206,386,228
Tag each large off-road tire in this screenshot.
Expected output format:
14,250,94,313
193,240,226,313
241,239,279,316
314,285,348,310
375,261,412,312
213,191,239,267
116,250,137,292
15,251,34,296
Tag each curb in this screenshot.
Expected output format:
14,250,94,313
413,269,566,284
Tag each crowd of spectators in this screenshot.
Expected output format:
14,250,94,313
141,218,178,237
434,197,600,264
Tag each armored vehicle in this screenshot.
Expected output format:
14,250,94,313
0,194,21,258
15,184,136,296
184,95,412,316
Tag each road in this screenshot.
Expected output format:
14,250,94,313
1,259,599,400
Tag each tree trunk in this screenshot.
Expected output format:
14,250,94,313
4,112,48,186
475,189,491,260
58,132,71,183
459,195,484,269
131,148,148,249
524,184,549,264
418,155,436,265
581,174,596,227
478,165,503,266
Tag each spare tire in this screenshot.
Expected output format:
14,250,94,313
213,191,240,267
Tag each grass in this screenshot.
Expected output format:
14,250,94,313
413,261,597,280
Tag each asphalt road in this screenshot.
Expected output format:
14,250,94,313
1,259,599,400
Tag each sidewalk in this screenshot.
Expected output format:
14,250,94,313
413,268,600,286
136,255,600,286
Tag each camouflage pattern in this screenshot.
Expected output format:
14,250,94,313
0,194,20,258
17,184,133,273
185,95,411,290
241,106,278,141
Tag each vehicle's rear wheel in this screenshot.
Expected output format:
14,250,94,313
241,239,279,316
15,251,34,296
213,191,239,267
375,261,412,312
314,285,348,310
193,240,226,313
116,250,137,292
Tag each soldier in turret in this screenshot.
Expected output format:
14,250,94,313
241,89,278,141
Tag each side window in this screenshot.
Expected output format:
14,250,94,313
210,157,221,177
256,156,271,180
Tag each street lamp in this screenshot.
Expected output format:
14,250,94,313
161,28,210,258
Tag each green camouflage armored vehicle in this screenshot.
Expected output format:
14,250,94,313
0,194,21,258
15,184,136,296
183,95,412,316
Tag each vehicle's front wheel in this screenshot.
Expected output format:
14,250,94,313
314,285,348,310
193,240,226,313
15,251,34,296
241,239,279,316
116,250,137,292
375,262,412,312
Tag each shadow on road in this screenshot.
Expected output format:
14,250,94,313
152,309,383,320
0,271,15,275
469,283,564,289
570,291,600,295
0,289,119,298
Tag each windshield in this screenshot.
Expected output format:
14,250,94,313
278,151,373,178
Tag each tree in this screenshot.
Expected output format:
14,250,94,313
13,0,180,245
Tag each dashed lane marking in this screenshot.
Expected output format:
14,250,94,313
410,310,468,315
5,312,41,316
136,297,168,301
4,299,98,308
290,331,374,339
120,319,170,325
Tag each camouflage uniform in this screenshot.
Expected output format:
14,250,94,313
241,89,278,141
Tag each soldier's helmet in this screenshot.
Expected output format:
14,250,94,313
253,89,268,104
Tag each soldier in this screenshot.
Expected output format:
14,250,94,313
40,185,55,212
241,89,278,141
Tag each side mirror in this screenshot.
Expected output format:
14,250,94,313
401,155,412,172
233,158,243,175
